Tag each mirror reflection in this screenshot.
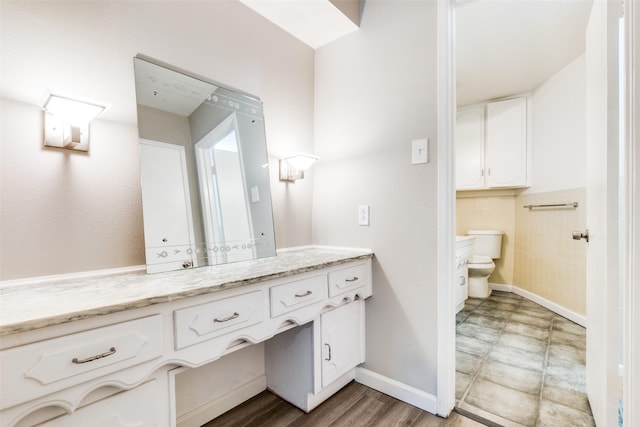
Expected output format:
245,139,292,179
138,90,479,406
134,56,276,273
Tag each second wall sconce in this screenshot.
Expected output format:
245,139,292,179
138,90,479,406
43,93,107,152
279,153,319,182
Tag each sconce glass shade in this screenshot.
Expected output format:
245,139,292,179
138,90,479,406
279,153,319,182
43,94,106,152
285,153,318,170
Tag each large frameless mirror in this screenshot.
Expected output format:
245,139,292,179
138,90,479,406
134,56,276,273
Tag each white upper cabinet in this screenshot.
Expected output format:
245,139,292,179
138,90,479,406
455,107,485,190
455,96,529,190
485,97,528,188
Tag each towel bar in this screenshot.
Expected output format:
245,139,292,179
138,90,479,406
523,202,578,210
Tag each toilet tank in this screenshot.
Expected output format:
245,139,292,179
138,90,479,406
466,230,503,259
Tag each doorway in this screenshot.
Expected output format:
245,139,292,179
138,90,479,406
439,1,637,425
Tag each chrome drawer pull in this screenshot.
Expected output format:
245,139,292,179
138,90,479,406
345,276,359,282
324,343,332,361
295,290,313,298
213,312,240,323
72,347,117,364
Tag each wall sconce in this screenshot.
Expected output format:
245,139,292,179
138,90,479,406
279,153,319,182
43,93,107,152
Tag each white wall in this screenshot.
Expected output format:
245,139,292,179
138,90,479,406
1,99,146,278
0,1,315,280
314,0,440,395
526,53,586,194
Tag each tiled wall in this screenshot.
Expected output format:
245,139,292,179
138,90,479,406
456,195,515,285
514,188,586,315
456,188,586,316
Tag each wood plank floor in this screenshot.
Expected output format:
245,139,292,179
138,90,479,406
202,381,485,427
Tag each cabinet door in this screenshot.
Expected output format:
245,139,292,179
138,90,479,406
321,301,362,388
486,97,528,188
455,107,485,190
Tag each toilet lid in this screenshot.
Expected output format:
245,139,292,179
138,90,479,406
470,255,492,264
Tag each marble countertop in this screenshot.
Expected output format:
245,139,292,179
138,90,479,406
0,247,373,336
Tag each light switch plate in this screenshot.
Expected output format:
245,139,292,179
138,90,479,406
251,186,260,203
411,138,429,164
358,205,370,226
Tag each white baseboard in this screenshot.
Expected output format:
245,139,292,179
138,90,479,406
490,283,513,292
355,367,438,414
176,375,266,427
489,283,586,327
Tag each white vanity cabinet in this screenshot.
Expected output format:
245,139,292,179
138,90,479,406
265,300,364,412
456,96,529,190
455,237,475,313
0,248,372,427
320,300,363,387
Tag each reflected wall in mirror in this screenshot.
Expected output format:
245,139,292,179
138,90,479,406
134,56,276,273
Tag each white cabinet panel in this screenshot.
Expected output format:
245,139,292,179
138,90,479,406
173,290,264,350
486,97,528,188
455,97,529,190
270,275,327,317
265,300,364,412
455,107,485,190
321,301,362,387
0,316,163,411
327,263,367,298
38,379,163,427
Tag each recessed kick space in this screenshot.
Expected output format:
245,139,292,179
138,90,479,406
455,291,594,427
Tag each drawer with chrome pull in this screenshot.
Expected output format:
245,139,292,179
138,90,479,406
269,275,327,318
0,315,163,411
173,290,264,350
328,263,368,298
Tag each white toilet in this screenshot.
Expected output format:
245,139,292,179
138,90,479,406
466,230,503,298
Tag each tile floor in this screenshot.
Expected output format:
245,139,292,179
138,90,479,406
455,291,595,427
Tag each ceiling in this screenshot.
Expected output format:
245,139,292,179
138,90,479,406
456,0,594,107
238,0,360,49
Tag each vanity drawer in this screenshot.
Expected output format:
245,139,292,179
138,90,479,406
328,263,368,297
0,315,163,411
270,275,327,317
174,290,264,350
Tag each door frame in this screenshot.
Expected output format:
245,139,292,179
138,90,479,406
435,0,456,417
436,0,639,422
623,0,639,424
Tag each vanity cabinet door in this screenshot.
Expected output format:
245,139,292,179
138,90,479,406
486,97,528,188
320,300,363,388
455,107,485,190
